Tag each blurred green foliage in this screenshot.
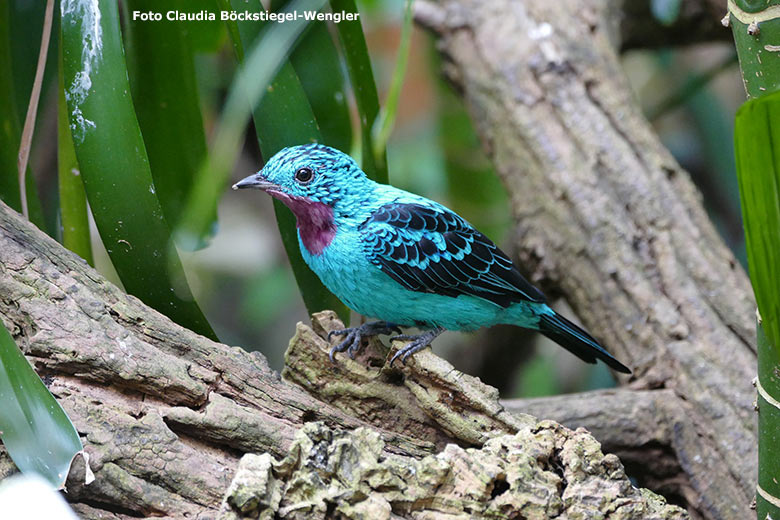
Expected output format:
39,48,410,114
57,43,92,266
734,92,780,364
0,1,46,231
61,0,216,339
124,0,211,230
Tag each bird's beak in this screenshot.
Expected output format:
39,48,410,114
232,172,280,191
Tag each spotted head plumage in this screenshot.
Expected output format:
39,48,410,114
236,143,373,214
233,143,380,255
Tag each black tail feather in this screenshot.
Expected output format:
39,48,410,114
538,312,631,374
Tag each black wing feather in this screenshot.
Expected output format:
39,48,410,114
361,202,545,307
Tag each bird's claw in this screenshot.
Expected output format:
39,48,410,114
328,329,360,363
327,321,402,363
347,337,362,359
388,349,407,367
327,329,349,341
389,342,423,367
388,328,444,367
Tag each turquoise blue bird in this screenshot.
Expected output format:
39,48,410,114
233,143,630,373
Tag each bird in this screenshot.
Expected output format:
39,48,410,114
233,143,630,374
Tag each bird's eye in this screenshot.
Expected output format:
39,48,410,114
294,167,314,184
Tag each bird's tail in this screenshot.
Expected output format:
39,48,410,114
537,311,631,374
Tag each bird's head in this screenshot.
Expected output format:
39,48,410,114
232,144,372,217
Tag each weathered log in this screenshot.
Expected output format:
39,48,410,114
415,1,756,518
0,200,684,518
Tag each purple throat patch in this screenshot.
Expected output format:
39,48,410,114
268,190,336,255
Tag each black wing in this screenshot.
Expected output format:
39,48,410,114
360,202,545,307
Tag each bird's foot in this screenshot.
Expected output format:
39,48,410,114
389,328,444,367
328,321,402,362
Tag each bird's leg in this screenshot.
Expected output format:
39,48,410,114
327,320,402,362
389,328,444,367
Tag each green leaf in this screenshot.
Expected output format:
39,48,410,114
176,0,226,53
177,0,349,322
270,0,352,152
124,0,211,232
330,0,387,182
372,0,413,159
734,92,780,352
8,0,59,126
61,0,216,340
57,40,92,266
0,0,46,231
0,320,83,489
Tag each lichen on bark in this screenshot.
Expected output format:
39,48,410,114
218,422,687,520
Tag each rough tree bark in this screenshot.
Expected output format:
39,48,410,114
0,201,685,519
415,0,756,519
0,1,754,519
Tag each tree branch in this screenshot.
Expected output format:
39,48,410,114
415,1,756,518
0,200,685,518
0,200,427,517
